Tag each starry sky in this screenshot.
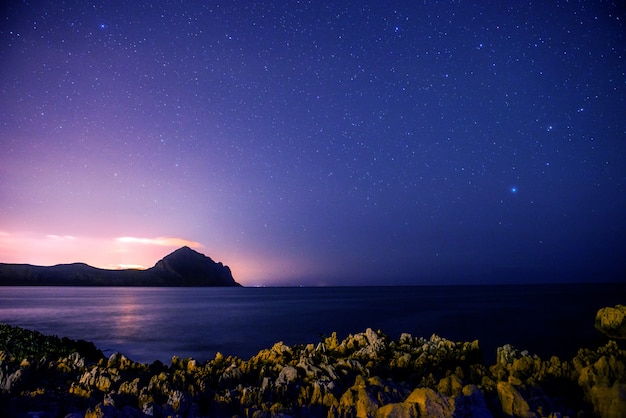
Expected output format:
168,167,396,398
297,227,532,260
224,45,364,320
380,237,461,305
1,1,625,286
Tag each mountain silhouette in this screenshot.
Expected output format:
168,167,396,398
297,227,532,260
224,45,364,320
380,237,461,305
150,246,237,286
0,247,240,287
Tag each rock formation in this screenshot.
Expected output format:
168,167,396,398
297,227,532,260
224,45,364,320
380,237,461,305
1,320,626,418
0,246,240,287
595,305,626,340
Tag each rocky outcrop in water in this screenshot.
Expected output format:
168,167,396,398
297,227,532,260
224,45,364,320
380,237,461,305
0,246,240,287
595,305,626,340
1,322,626,418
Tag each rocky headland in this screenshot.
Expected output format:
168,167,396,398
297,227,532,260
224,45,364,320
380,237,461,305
1,307,626,418
0,247,240,287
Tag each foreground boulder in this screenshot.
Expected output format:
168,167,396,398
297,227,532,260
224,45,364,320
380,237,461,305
1,324,625,417
595,305,626,340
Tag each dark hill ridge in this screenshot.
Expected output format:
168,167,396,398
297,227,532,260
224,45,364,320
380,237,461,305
0,246,240,287
153,246,236,286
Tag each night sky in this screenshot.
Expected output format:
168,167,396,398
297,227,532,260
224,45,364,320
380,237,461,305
1,1,625,286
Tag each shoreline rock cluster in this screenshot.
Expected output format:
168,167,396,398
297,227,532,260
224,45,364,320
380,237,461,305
1,319,625,418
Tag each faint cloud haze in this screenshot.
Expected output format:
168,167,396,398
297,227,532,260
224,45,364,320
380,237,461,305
115,236,201,248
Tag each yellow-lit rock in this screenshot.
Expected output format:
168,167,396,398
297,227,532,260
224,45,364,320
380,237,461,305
405,387,455,417
595,305,626,340
337,375,380,417
375,402,418,418
496,381,530,417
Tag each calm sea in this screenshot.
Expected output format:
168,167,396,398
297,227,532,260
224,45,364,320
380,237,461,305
0,284,624,364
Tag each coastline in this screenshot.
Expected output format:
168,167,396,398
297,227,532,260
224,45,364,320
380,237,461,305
1,322,625,417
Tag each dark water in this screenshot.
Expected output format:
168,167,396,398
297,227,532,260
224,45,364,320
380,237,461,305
0,284,624,364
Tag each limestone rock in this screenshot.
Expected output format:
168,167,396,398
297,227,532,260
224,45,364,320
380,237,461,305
375,402,418,418
497,381,531,417
276,365,299,387
575,342,626,418
437,374,463,397
405,387,455,418
3,322,626,418
108,352,132,370
337,375,380,418
84,402,117,418
3,368,25,392
595,305,626,339
588,383,626,418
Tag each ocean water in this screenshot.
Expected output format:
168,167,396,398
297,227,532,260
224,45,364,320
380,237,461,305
0,284,624,364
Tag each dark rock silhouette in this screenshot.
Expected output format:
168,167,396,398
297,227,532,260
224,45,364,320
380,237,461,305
150,246,237,286
0,246,240,286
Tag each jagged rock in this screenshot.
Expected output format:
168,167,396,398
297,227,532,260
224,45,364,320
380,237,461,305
337,375,380,417
497,344,534,367
67,351,86,369
390,352,411,369
595,305,626,340
2,323,626,418
79,367,117,393
399,333,413,345
405,387,455,417
276,365,299,387
354,328,387,359
437,374,463,397
307,380,339,407
3,368,25,392
108,352,132,370
497,381,531,417
84,402,118,418
375,402,418,418
186,358,197,372
118,377,142,397
219,361,243,386
588,384,626,418
166,389,190,413
69,381,91,398
142,401,160,416
575,341,626,418
325,332,340,350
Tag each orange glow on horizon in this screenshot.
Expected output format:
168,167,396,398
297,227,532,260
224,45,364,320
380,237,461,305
108,264,148,270
0,229,311,286
0,230,200,269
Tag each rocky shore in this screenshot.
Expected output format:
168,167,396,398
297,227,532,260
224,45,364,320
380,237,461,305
1,315,625,418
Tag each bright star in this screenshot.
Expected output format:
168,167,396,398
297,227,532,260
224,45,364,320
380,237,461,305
510,187,518,193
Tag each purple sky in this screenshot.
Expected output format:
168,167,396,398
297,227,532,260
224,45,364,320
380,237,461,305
1,1,625,286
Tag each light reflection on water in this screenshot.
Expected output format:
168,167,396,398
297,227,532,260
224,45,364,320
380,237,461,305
110,292,142,341
0,284,624,364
